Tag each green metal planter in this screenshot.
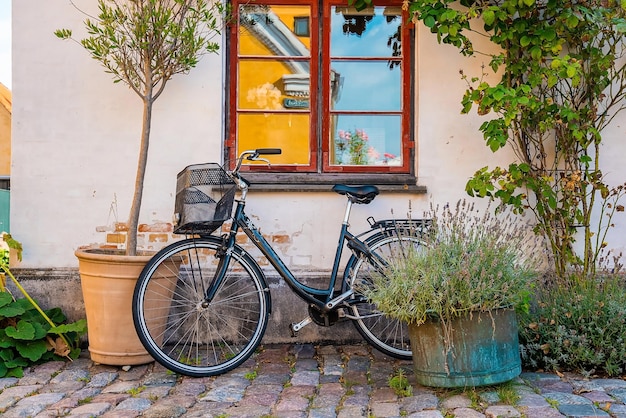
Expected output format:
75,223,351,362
408,308,521,388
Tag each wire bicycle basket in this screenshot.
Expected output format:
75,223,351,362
173,163,236,235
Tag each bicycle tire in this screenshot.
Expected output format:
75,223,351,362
344,231,424,360
132,237,270,377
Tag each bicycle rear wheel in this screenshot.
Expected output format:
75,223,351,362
132,237,270,377
345,232,424,360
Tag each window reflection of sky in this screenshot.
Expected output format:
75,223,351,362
331,7,403,162
332,61,400,110
331,8,401,56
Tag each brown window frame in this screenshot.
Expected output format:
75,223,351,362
225,0,419,190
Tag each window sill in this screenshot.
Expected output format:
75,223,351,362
241,173,427,193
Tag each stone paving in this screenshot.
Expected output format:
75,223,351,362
1,342,625,417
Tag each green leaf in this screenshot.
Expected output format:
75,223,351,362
16,340,49,362
6,367,24,378
0,303,26,318
520,36,532,47
53,29,72,39
566,66,577,78
548,194,557,210
566,15,579,29
4,355,29,368
0,291,13,308
482,9,495,26
0,347,14,361
424,15,436,28
522,0,534,5
50,319,87,335
5,320,36,340
530,46,542,61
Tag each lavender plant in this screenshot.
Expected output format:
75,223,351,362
365,200,541,326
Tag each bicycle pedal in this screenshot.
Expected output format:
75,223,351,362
290,316,312,337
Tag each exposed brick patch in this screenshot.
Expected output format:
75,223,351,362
115,222,129,232
271,234,291,244
139,222,173,233
148,233,169,243
106,233,126,244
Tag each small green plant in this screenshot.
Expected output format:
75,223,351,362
546,398,559,409
127,386,146,397
519,274,626,376
342,379,356,396
244,369,258,381
0,233,87,378
495,382,520,406
284,353,296,373
388,368,412,397
462,389,482,409
78,396,93,405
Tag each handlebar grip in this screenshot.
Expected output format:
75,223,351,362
257,148,282,155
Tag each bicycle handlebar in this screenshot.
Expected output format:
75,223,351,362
254,148,282,155
231,148,283,181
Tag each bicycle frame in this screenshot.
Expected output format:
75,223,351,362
208,194,372,311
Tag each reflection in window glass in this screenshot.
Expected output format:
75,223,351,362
238,113,311,165
330,61,401,111
329,5,404,167
239,5,312,57
294,16,310,37
237,5,313,166
238,61,311,111
331,7,402,58
331,115,402,166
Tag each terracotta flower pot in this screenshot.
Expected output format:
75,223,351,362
75,248,155,366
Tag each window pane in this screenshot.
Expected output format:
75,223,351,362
331,61,401,111
239,5,311,57
238,113,310,165
331,115,402,166
331,6,402,57
238,61,311,110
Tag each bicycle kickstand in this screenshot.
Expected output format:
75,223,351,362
290,316,313,337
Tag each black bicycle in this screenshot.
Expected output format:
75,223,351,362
132,148,428,377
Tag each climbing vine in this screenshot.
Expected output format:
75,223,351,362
353,0,626,279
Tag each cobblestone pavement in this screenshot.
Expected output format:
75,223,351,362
1,342,626,418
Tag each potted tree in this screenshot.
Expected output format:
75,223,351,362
55,0,226,365
365,200,539,387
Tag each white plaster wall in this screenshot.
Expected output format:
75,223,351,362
11,1,626,269
12,0,226,267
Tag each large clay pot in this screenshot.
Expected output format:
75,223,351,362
75,248,154,366
409,308,521,388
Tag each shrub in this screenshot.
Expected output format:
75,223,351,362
519,276,626,377
365,200,540,326
0,233,86,377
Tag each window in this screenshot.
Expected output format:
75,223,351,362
293,16,310,36
226,0,416,187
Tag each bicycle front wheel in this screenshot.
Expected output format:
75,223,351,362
132,237,270,377
345,232,424,360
